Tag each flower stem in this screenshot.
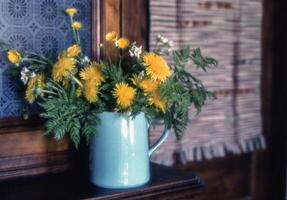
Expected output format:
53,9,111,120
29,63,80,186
75,29,81,46
25,52,50,61
70,16,80,45
50,85,64,93
41,89,57,95
70,74,83,87
22,58,47,65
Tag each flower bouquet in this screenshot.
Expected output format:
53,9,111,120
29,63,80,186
6,7,217,148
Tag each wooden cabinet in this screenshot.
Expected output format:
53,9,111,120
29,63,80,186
0,117,70,180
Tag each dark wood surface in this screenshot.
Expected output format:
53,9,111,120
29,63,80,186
0,163,204,200
176,154,252,200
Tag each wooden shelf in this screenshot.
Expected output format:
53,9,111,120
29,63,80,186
0,163,204,200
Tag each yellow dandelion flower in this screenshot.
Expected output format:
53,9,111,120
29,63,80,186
65,7,77,17
52,57,76,82
116,38,130,49
113,82,136,109
25,74,45,104
66,44,81,57
139,78,158,93
105,31,117,42
7,50,21,64
143,53,171,82
72,21,83,30
58,50,68,59
80,62,105,85
148,89,166,112
83,81,98,103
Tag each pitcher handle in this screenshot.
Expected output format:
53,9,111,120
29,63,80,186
149,128,170,157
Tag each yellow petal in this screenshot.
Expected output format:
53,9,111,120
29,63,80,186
105,31,117,42
83,81,98,103
143,53,171,82
148,89,166,112
52,57,76,82
66,44,81,57
139,78,158,93
116,38,130,49
7,50,21,64
112,82,136,109
72,21,83,30
25,74,45,104
80,62,105,85
65,7,77,17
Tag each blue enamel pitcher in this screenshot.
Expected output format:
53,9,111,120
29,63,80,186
89,112,170,189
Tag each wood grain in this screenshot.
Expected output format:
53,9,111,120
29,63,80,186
92,0,102,60
0,152,69,181
0,115,42,130
102,0,121,60
0,128,70,180
121,0,148,49
0,129,69,157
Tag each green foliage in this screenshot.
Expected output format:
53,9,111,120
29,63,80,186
191,48,218,71
159,47,217,139
101,61,125,83
39,81,100,148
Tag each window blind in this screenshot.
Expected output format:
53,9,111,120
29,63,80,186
149,0,265,165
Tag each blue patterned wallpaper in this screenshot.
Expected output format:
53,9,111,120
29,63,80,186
0,0,92,118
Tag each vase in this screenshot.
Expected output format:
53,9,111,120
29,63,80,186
89,112,169,189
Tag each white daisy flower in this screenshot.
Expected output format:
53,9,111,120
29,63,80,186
129,43,142,58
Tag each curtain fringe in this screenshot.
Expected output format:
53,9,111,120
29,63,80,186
179,135,266,164
151,135,266,166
